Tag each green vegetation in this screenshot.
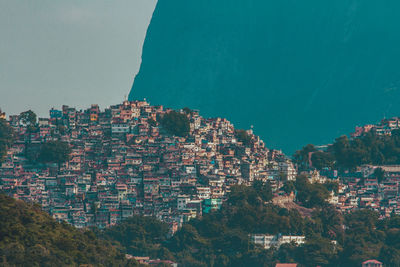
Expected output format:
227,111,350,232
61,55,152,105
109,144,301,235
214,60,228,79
293,144,316,170
0,194,138,266
38,140,71,165
294,175,331,208
2,180,399,266
99,179,400,266
234,129,252,147
339,210,400,266
97,215,171,259
148,118,157,127
374,167,385,183
19,110,36,126
294,130,400,171
19,110,37,132
310,151,335,170
182,107,194,115
159,110,190,137
329,131,400,169
99,182,334,266
0,119,14,162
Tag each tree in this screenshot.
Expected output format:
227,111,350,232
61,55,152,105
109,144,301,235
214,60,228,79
282,181,296,194
38,141,71,165
329,135,353,169
293,144,316,170
20,110,37,160
182,107,193,115
0,119,14,162
234,129,252,147
19,110,37,131
295,175,330,208
295,127,400,171
252,180,273,202
311,151,334,170
98,215,170,258
326,131,400,170
379,246,400,266
339,210,383,266
300,235,338,266
324,181,339,194
0,194,133,266
148,118,157,127
92,180,400,266
159,111,190,137
374,168,385,183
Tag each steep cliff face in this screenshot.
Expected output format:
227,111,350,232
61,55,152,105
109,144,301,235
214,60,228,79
130,0,400,153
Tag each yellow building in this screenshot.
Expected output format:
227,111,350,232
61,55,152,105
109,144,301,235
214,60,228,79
90,113,98,121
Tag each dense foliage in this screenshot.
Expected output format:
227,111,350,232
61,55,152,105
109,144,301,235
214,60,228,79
310,151,335,170
329,131,400,169
99,182,327,266
99,179,400,266
0,119,14,162
0,194,138,267
182,107,194,115
19,110,36,126
294,175,332,208
234,129,252,147
295,130,400,171
1,180,399,266
293,144,317,170
101,182,295,266
159,110,190,137
38,140,71,165
164,183,309,266
19,110,37,132
97,215,171,260
339,210,400,266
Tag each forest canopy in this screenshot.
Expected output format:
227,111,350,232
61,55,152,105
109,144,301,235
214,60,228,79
0,194,138,266
294,130,400,171
96,181,400,266
159,110,190,137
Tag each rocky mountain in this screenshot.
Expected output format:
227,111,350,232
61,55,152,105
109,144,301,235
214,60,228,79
130,0,400,153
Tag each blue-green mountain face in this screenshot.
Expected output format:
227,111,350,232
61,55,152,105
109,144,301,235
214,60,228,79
130,0,400,154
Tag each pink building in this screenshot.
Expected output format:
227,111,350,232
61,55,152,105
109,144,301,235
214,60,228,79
362,259,383,267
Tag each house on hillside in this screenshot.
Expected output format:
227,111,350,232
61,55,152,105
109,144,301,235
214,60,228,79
251,234,305,249
362,259,383,267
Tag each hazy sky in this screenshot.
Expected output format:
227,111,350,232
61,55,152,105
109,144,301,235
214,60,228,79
0,0,157,117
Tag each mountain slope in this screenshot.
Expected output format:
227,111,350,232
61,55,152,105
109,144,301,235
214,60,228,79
0,194,134,266
130,0,400,153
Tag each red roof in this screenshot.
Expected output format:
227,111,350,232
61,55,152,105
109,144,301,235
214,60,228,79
276,264,298,267
363,259,382,264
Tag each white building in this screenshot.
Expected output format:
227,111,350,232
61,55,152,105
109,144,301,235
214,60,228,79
250,234,305,249
196,187,211,200
278,161,297,181
111,123,130,134
177,195,190,210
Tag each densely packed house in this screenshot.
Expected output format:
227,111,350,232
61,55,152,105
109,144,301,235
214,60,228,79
0,100,292,232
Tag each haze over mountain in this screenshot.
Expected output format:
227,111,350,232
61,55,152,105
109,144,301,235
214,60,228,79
130,0,400,154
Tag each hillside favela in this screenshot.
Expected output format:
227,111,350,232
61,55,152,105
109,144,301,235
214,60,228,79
3,1,400,267
0,100,291,228
1,100,400,266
